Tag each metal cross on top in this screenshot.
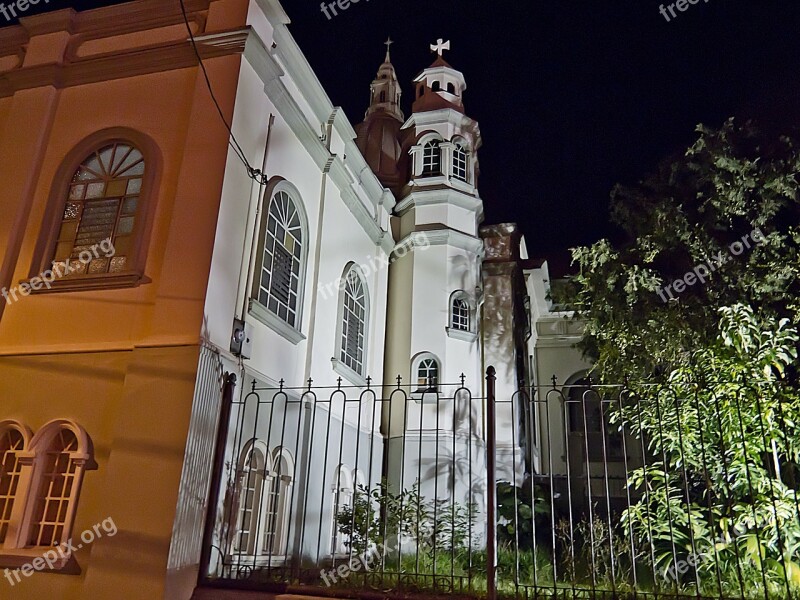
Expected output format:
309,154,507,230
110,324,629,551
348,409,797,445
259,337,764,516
430,38,451,57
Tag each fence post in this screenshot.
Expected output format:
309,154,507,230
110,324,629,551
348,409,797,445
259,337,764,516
198,372,236,584
486,366,497,600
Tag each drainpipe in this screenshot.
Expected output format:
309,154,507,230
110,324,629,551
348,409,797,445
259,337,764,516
237,114,275,320
302,110,336,382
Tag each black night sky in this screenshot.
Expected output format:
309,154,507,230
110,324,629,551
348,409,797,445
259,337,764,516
13,0,800,265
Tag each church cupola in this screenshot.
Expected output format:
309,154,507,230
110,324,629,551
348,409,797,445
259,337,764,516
355,38,407,195
411,39,467,114
401,39,481,194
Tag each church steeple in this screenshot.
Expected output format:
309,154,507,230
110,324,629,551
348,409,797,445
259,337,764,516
355,39,407,194
366,37,404,122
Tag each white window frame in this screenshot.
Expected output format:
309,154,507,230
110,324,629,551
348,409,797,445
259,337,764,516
251,180,309,345
420,139,443,177
329,464,354,557
332,264,370,386
232,441,267,556
262,447,293,560
0,421,31,549
230,442,294,565
411,352,442,403
446,290,477,342
452,142,469,182
0,419,94,570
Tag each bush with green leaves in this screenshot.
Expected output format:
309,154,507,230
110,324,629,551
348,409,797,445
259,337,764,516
496,480,551,551
335,480,477,559
620,305,800,595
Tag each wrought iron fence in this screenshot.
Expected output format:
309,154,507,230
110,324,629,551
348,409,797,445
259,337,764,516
197,370,800,600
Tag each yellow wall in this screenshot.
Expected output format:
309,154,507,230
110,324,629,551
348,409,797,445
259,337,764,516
0,0,249,597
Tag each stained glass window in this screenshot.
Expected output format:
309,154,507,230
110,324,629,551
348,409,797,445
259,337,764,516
54,143,144,276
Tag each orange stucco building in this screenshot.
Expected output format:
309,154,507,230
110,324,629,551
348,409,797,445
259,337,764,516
0,1,248,598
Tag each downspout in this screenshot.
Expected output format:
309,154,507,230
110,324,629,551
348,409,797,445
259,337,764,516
303,110,337,382
237,113,275,320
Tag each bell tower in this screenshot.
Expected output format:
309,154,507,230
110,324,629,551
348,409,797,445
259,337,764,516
382,38,485,438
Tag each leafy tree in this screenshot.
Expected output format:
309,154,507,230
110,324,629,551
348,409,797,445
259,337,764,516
564,119,800,595
567,118,800,381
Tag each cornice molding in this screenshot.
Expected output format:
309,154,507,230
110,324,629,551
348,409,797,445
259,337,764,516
0,27,248,98
18,8,77,36
395,187,483,217
397,227,483,254
242,27,393,253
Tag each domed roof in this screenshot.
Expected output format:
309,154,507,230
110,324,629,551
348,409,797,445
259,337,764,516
355,114,406,190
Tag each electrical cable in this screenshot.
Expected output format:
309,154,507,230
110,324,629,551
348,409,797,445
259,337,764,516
177,0,269,185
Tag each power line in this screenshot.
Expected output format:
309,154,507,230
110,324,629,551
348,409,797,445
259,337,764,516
177,0,269,185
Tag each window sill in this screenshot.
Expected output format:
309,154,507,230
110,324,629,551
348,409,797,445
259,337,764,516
331,358,368,387
24,271,146,294
446,327,477,342
414,174,448,185
0,548,76,571
412,389,440,404
449,177,475,194
227,553,287,567
249,299,306,345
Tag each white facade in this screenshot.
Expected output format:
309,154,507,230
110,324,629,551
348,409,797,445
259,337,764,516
169,0,567,590
525,261,590,475
189,0,396,579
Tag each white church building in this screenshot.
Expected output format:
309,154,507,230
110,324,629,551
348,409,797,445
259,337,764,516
165,0,592,594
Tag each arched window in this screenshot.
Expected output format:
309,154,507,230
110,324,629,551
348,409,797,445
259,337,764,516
421,141,442,176
452,142,469,182
234,444,266,554
432,81,441,92
0,422,29,545
412,353,441,393
339,265,369,377
256,184,307,330
52,142,145,276
447,82,456,94
262,448,293,557
566,377,624,463
330,465,354,555
450,291,472,332
27,421,93,548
